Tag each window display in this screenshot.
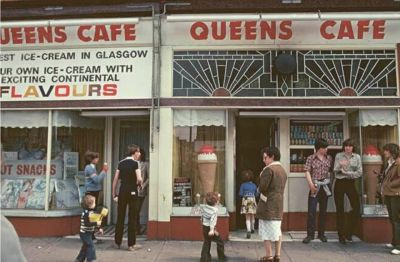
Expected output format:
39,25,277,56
0,110,105,211
349,109,399,216
173,110,226,206
289,120,343,173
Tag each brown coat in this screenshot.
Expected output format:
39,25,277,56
256,162,287,220
382,158,400,196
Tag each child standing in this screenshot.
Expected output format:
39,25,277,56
200,192,227,262
239,170,258,239
75,195,103,262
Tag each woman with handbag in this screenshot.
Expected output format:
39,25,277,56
256,147,287,262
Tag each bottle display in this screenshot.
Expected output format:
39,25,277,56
289,120,343,173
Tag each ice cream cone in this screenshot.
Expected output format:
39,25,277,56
198,160,218,194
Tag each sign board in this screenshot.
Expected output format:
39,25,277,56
173,177,192,207
0,159,63,179
0,20,153,48
0,47,153,101
163,18,400,46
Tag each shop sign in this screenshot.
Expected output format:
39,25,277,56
1,160,63,179
0,21,153,48
0,47,153,101
163,19,400,45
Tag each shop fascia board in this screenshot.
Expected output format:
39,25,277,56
80,110,150,117
0,17,139,28
166,12,400,21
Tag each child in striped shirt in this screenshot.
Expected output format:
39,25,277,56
75,195,103,262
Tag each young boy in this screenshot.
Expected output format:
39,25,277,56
75,195,103,262
200,192,227,262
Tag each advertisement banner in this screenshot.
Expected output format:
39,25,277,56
0,47,153,101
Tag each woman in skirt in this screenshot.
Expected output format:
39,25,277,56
256,147,287,262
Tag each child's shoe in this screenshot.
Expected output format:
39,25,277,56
251,229,255,234
246,232,251,239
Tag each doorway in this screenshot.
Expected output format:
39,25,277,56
235,117,277,230
111,117,150,235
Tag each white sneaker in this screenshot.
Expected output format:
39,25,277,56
391,249,400,255
386,243,394,249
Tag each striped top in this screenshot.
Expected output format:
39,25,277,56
80,209,97,233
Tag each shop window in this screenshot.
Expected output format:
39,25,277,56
0,110,105,211
349,109,399,216
1,111,49,210
173,110,226,207
50,111,105,210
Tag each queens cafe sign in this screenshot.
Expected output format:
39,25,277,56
1,14,400,101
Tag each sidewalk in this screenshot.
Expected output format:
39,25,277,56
19,233,398,262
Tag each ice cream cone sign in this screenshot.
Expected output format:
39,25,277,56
362,145,382,205
198,145,218,197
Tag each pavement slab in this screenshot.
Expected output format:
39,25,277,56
19,237,399,262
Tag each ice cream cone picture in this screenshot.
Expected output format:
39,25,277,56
197,144,218,200
362,145,382,205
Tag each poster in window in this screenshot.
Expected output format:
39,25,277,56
64,152,79,180
173,177,192,207
1,179,23,208
54,179,80,208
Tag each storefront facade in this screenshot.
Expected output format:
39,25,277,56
1,10,400,243
1,18,155,236
147,13,400,242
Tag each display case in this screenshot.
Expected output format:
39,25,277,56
289,120,344,174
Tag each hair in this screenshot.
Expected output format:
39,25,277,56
83,194,96,209
242,169,254,182
205,192,219,206
127,144,140,156
140,148,146,162
314,138,329,151
383,143,400,159
342,138,356,152
84,151,99,165
262,146,281,161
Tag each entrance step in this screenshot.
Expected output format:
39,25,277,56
229,230,361,242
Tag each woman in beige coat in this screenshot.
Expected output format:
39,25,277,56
256,147,287,262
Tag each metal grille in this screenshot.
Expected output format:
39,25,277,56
172,50,397,97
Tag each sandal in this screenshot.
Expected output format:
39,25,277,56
274,256,280,262
259,256,274,262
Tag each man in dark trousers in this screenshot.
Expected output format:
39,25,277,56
112,144,143,251
302,138,333,244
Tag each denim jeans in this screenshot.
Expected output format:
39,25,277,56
385,196,400,249
307,188,328,237
76,231,96,262
200,226,225,262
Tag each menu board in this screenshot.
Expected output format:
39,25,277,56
173,177,192,207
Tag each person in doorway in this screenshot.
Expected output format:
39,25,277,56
238,169,258,239
75,194,103,262
256,147,287,262
302,138,332,244
136,148,149,235
200,191,227,262
112,144,143,251
333,138,362,244
84,151,108,242
381,143,400,255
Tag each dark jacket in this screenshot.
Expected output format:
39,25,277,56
256,162,287,220
382,158,400,196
